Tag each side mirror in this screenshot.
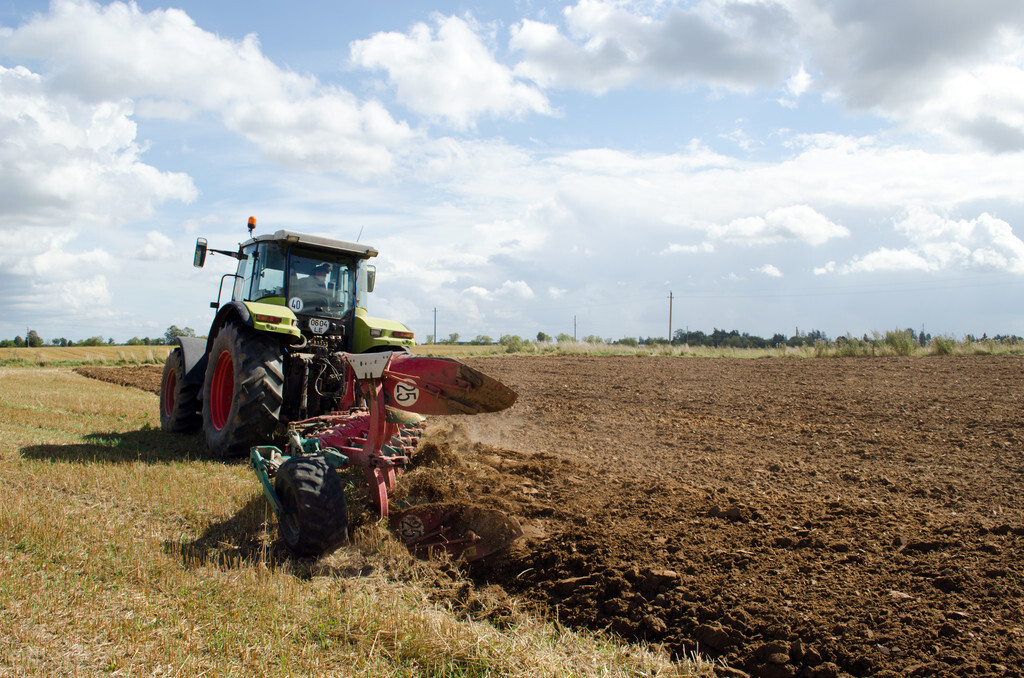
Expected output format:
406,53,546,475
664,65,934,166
366,265,376,293
193,238,208,268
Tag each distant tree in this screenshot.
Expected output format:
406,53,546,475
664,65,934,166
79,336,106,346
499,334,522,346
0,339,14,348
556,333,573,343
126,337,144,346
615,337,639,347
164,325,197,344
26,330,43,347
536,331,551,343
470,335,494,345
13,336,25,347
581,334,603,344
443,332,460,345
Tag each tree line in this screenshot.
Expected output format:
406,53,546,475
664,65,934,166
5,325,1020,350
0,326,198,349
424,327,1021,348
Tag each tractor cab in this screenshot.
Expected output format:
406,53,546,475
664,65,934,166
230,232,374,352
193,222,411,354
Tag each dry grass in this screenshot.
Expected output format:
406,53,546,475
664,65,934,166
0,345,174,366
416,336,1024,359
0,366,711,678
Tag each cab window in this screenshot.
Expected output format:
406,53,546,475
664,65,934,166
251,242,285,300
287,250,355,319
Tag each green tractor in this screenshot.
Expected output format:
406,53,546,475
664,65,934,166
161,217,520,560
160,217,416,457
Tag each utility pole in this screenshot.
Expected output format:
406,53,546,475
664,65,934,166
433,308,437,344
573,315,577,342
668,291,673,342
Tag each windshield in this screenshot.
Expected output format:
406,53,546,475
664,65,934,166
235,241,286,303
286,249,355,319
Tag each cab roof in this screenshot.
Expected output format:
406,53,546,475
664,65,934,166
245,229,378,259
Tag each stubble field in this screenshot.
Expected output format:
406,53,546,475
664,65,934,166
75,354,1024,678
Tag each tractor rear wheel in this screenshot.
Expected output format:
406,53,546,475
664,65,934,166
160,348,201,432
202,322,284,457
275,456,349,557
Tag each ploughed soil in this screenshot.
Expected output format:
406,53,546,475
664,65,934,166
77,355,1024,678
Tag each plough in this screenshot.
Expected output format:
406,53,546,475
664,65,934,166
249,350,521,561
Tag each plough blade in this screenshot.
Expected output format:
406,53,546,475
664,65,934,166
390,504,523,562
383,354,517,416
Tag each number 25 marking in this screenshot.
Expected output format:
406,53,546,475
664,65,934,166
394,382,419,406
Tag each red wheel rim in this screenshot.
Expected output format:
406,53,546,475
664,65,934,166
162,370,176,416
210,350,234,430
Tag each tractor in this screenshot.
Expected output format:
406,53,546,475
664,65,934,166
160,218,520,559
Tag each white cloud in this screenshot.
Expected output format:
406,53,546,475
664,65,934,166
0,64,196,230
709,205,849,246
137,231,175,261
460,280,535,301
1,0,412,174
351,14,552,128
841,248,935,274
0,228,115,315
896,208,1024,273
662,242,714,255
496,280,535,299
789,0,1024,152
508,0,1024,152
786,64,812,97
813,261,836,275
838,208,1024,275
510,0,798,93
755,264,783,277
0,59,195,323
463,285,490,299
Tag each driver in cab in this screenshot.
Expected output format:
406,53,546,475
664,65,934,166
291,263,332,310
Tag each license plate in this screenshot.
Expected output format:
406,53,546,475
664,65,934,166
308,318,330,334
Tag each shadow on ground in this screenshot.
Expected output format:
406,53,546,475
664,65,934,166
164,493,383,579
20,429,215,464
163,494,297,570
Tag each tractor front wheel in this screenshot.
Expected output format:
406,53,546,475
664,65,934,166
275,456,349,557
202,322,284,457
160,347,201,432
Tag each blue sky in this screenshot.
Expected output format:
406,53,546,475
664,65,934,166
2,0,1023,343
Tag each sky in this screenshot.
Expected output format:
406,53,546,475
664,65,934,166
1,0,1023,344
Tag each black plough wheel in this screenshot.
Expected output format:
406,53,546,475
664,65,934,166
274,456,349,557
160,347,201,432
201,322,284,457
